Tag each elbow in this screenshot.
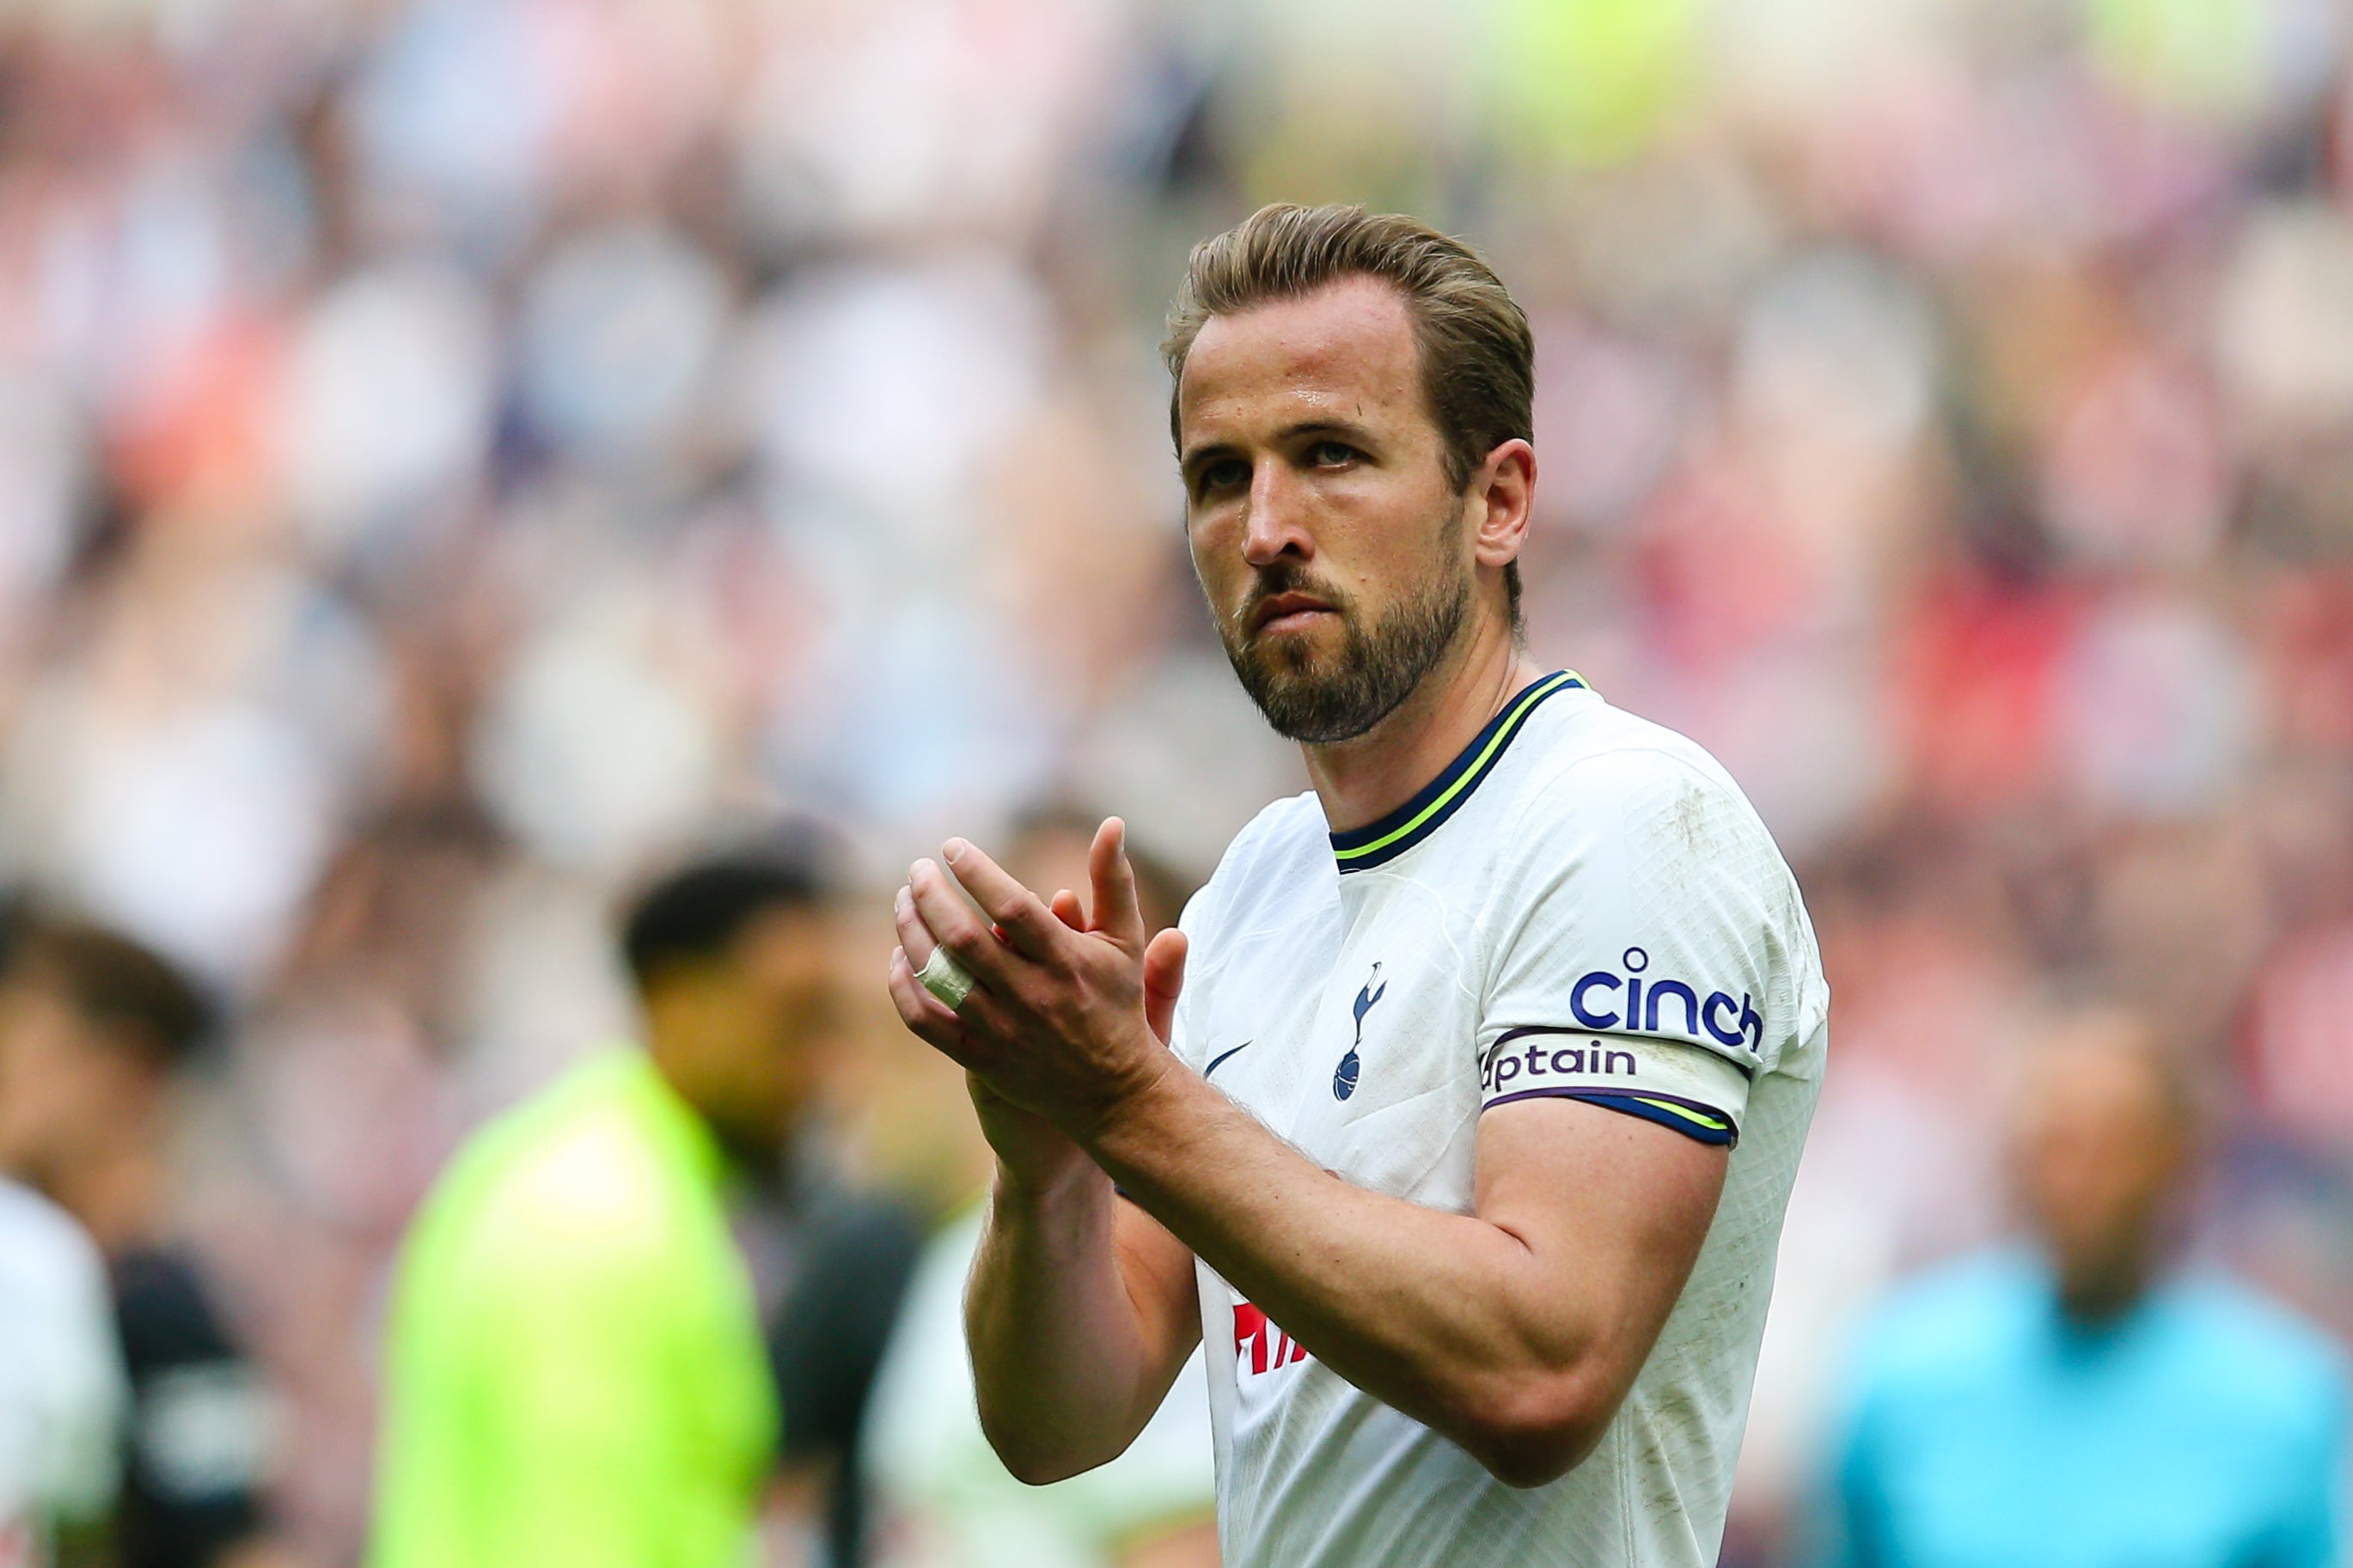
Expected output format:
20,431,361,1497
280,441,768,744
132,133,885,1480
977,1412,1077,1486
1461,1427,1598,1492
993,1447,1089,1488
975,1405,1109,1488
1451,1375,1618,1490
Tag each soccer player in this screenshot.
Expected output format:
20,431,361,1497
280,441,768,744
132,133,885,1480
0,919,285,1568
371,841,838,1568
886,203,1830,1566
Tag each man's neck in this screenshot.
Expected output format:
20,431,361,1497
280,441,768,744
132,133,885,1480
1304,618,1540,834
646,1046,794,1192
2053,1242,2159,1329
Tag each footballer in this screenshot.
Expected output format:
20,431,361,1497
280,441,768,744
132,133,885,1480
887,203,1828,1567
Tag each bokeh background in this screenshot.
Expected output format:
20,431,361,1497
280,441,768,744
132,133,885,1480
2,0,2350,1562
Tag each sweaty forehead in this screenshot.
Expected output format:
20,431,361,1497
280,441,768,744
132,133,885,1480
1178,275,1427,443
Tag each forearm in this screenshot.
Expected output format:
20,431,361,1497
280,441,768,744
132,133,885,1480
965,1157,1178,1483
1085,1069,1622,1480
889,827,1722,1489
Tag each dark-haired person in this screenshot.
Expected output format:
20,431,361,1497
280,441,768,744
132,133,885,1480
370,843,840,1568
0,920,286,1568
889,204,1827,1567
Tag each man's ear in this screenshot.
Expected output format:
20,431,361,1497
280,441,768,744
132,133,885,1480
1471,439,1536,573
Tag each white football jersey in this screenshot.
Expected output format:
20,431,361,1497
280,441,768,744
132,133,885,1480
1167,672,1829,1568
0,1180,124,1568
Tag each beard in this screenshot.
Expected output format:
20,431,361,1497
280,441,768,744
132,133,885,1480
1219,551,1471,745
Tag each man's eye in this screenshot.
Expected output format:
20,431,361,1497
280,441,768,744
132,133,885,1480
1199,459,1249,492
1310,441,1358,467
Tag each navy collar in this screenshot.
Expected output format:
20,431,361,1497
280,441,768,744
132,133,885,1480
1328,671,1586,874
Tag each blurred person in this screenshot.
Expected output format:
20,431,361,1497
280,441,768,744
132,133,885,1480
863,804,1217,1568
0,900,124,1568
758,1011,931,1568
0,1175,124,1568
763,1179,927,1568
209,807,505,1565
0,919,285,1568
370,836,840,1568
888,204,1828,1567
1816,1009,2349,1568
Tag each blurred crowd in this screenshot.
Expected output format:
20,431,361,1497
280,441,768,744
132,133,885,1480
0,0,2349,1564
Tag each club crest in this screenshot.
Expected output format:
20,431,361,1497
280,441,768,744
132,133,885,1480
1334,962,1386,1101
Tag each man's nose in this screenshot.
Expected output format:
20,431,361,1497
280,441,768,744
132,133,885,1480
1241,464,1312,567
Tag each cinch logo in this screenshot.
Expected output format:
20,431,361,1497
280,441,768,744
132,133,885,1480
1571,946,1759,1052
1233,1301,1310,1376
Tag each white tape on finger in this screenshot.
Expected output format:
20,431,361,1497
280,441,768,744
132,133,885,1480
917,946,976,1010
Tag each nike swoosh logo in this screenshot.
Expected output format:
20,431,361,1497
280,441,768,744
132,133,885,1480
1204,1040,1254,1079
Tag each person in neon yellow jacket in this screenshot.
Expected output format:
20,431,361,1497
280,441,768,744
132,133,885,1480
370,842,840,1568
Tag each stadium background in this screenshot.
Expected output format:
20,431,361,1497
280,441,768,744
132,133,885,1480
1,0,2350,1561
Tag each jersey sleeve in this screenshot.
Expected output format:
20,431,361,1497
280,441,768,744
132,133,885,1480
1476,746,1811,1148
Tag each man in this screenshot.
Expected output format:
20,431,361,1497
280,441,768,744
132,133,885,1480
0,918,280,1568
886,204,1830,1567
1818,1010,2347,1567
370,840,838,1568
